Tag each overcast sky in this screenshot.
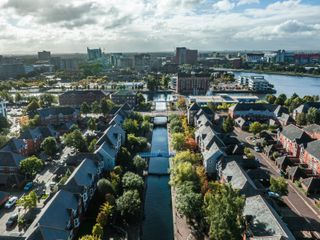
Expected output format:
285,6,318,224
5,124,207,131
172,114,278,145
0,0,320,54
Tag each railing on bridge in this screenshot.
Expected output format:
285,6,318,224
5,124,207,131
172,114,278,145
138,151,175,158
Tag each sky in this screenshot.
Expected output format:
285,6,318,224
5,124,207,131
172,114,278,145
0,0,320,54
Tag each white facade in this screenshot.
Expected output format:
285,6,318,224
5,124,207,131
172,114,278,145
0,101,7,117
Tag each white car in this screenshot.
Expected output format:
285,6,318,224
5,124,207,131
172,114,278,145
5,196,18,209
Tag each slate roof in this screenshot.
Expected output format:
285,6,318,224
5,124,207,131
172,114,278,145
96,123,125,147
273,105,288,117
304,140,320,160
0,151,24,167
281,124,313,143
301,177,320,193
278,113,294,125
37,107,78,118
194,113,211,127
202,141,224,162
189,102,200,111
294,102,320,114
1,138,26,153
229,103,279,112
244,195,296,240
221,160,257,196
59,90,109,98
303,124,320,135
20,127,42,140
195,124,225,150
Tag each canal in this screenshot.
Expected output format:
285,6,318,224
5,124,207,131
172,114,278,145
142,101,173,240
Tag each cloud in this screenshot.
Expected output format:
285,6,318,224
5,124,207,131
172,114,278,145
213,0,235,11
237,0,259,6
274,19,319,33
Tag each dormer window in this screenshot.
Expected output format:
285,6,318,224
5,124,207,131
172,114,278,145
72,209,77,217
74,218,80,228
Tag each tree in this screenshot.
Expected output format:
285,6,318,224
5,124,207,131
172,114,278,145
172,133,185,151
170,162,198,187
296,112,307,126
28,115,41,128
204,184,245,240
116,190,141,223
270,176,288,196
17,191,37,212
0,116,9,131
172,151,202,165
92,223,103,238
126,134,148,153
133,155,147,175
97,178,114,197
88,117,97,131
266,95,276,104
122,172,144,192
177,96,187,110
81,102,91,114
116,147,132,170
122,119,139,135
306,107,320,124
91,101,101,113
100,99,114,115
222,115,234,133
26,99,40,113
275,94,287,105
96,202,113,226
88,139,97,153
0,135,9,148
20,156,43,178
141,121,151,136
39,94,56,107
136,92,146,105
249,122,262,135
79,235,100,240
63,129,87,152
41,137,58,157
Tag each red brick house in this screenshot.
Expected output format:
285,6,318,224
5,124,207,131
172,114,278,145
300,140,320,175
303,124,320,140
278,124,313,158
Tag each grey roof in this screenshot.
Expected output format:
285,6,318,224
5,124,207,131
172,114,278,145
278,113,294,125
301,177,320,192
37,107,78,118
109,114,124,126
235,117,248,127
96,123,125,147
230,103,279,112
303,124,320,135
189,102,200,111
25,189,79,240
221,160,257,196
20,127,42,140
281,124,312,143
273,105,288,117
202,141,224,162
60,90,109,98
294,102,320,114
275,156,289,167
195,113,211,127
195,124,225,150
305,140,320,160
1,138,26,153
0,151,24,167
244,195,296,240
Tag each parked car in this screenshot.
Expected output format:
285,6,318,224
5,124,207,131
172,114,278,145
6,213,18,228
4,196,18,209
267,191,280,199
24,182,33,191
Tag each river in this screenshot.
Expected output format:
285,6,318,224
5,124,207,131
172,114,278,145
141,101,174,239
234,72,320,97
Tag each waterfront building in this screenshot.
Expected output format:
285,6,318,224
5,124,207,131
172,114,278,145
245,53,265,63
87,47,102,60
110,90,137,107
175,47,198,65
38,50,51,61
59,90,110,106
188,94,258,106
237,76,274,92
176,72,210,95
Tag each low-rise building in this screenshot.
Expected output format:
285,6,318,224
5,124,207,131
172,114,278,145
237,76,274,92
229,103,282,120
59,90,110,106
303,124,320,140
0,151,25,187
37,107,80,125
292,102,320,120
300,140,320,175
110,90,137,107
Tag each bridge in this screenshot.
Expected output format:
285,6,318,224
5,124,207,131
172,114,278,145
147,172,170,176
138,151,175,158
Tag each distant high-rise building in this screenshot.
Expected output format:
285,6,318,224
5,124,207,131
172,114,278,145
176,72,210,95
87,47,102,61
38,51,51,61
175,47,198,65
134,54,151,71
60,58,80,71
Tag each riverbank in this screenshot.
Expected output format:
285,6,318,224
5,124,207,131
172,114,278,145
232,69,320,78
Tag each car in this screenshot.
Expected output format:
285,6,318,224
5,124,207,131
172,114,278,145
6,213,18,228
267,191,280,199
254,146,261,152
24,182,33,191
4,196,18,209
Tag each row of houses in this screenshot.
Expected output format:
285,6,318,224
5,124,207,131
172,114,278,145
188,103,295,239
23,105,131,240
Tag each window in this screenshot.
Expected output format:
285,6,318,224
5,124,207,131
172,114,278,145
74,218,80,228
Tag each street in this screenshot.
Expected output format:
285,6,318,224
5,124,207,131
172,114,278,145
234,127,320,239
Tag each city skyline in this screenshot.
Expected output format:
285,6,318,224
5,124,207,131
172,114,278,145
1,0,320,54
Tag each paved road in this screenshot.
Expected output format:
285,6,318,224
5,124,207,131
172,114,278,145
234,127,320,239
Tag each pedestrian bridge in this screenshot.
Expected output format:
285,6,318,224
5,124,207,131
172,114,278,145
138,151,175,158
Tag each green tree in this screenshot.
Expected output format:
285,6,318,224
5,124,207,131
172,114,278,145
79,235,100,240
306,107,320,124
266,95,276,104
222,115,234,133
20,156,43,178
100,99,114,115
136,92,146,105
126,134,148,154
116,190,141,223
133,155,147,175
97,178,114,197
116,147,132,170
96,202,113,226
0,116,10,131
172,151,202,165
41,137,58,157
122,119,139,135
88,117,97,131
63,129,87,152
122,172,144,192
172,132,185,151
17,191,37,212
92,223,103,238
39,94,56,107
141,121,151,136
204,184,245,240
26,99,40,113
88,139,97,153
170,162,198,187
249,122,262,135
275,94,287,105
296,112,307,126
81,102,91,114
270,176,288,196
91,101,101,113
0,135,9,148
